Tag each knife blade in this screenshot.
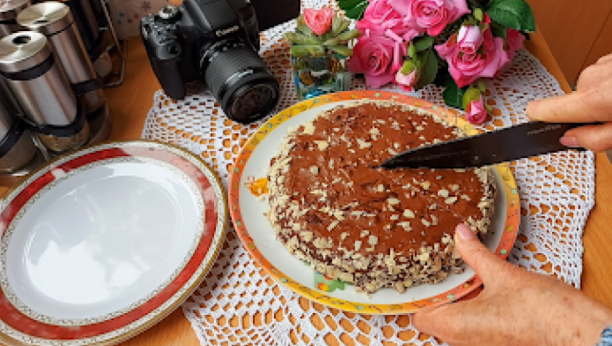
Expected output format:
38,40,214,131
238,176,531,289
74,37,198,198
378,121,591,170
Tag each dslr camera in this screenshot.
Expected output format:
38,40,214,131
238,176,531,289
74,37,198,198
141,0,299,123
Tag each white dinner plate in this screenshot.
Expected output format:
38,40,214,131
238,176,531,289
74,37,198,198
0,141,227,346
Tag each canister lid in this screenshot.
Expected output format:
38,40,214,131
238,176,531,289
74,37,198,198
0,0,30,22
16,2,72,36
0,31,51,73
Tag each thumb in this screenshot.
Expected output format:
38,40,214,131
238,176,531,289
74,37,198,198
560,122,612,152
454,224,508,285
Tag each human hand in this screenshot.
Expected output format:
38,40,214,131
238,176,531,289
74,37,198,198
412,224,612,346
527,53,612,152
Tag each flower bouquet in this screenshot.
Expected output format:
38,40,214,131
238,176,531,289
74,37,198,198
284,8,361,100
338,0,535,124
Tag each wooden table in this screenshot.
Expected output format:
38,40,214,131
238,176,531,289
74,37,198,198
97,31,612,346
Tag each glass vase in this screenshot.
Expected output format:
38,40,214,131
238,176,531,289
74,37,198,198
291,50,352,100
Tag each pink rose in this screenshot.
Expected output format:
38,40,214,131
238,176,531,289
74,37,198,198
435,26,509,88
506,29,525,60
466,95,487,124
457,25,483,54
348,32,398,88
357,0,404,35
303,8,334,35
388,0,470,36
395,69,418,91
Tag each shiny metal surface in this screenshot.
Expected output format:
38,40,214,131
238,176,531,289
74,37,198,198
0,75,22,114
0,92,13,138
0,23,21,38
6,67,77,126
0,128,36,172
15,2,71,35
45,23,96,83
0,141,46,185
0,0,30,21
0,31,50,72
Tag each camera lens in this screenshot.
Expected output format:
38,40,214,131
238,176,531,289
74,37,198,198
201,40,279,124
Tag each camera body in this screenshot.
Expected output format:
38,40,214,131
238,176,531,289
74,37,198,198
141,0,299,123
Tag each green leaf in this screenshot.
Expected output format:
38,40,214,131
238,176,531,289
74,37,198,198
443,80,467,109
490,21,507,40
408,41,416,58
337,0,369,20
284,32,319,45
462,86,482,109
401,60,416,74
326,45,354,56
486,0,536,32
296,15,313,36
474,8,484,21
332,17,352,36
415,48,438,90
413,36,434,52
335,29,362,41
290,45,325,57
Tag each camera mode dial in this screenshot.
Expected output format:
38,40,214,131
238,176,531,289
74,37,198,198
158,5,180,22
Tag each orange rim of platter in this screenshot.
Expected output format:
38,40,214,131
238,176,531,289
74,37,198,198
229,90,521,314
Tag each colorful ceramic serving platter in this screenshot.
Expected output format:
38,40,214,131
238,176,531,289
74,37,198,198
229,91,520,314
0,141,227,346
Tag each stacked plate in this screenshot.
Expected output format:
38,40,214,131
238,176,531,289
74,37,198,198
0,141,227,346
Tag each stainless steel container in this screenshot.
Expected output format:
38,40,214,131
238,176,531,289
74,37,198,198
0,31,89,153
0,0,30,38
0,96,36,173
17,2,104,114
63,0,100,54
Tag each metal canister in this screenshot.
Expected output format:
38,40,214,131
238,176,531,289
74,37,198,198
17,1,104,114
0,0,29,38
61,0,99,54
0,31,89,153
0,94,36,173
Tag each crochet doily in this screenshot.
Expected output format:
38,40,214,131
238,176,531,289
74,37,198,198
141,1,595,344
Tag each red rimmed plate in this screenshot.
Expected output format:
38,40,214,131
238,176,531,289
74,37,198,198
0,140,227,346
229,91,520,314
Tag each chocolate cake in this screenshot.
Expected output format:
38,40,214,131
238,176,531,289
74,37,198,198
266,100,496,293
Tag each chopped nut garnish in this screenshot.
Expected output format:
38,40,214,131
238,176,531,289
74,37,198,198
370,127,381,135
357,138,372,149
341,232,349,241
451,184,460,191
421,219,431,227
368,235,378,245
421,181,431,190
431,215,438,225
390,214,399,220
360,230,370,237
377,184,385,192
446,197,458,204
438,189,449,198
354,240,362,251
310,166,319,174
327,220,339,231
461,194,471,201
303,123,315,135
314,140,329,150
403,209,416,218
387,197,400,205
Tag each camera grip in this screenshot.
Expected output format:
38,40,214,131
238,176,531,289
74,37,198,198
152,56,186,100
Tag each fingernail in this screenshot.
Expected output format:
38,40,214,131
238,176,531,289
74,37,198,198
455,224,477,242
560,136,579,148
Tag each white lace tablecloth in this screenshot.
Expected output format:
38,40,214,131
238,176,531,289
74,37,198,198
141,1,595,344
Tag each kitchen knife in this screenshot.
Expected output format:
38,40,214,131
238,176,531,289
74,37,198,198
378,121,591,170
